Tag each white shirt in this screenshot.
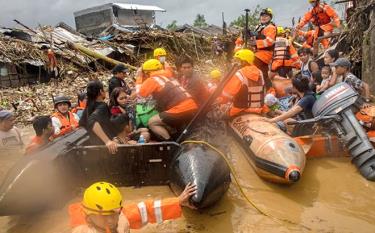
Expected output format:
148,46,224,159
51,113,80,136
0,127,23,149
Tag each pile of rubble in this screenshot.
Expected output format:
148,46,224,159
0,23,231,125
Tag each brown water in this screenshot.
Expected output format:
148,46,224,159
0,128,374,233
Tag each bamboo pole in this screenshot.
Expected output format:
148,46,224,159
67,42,137,70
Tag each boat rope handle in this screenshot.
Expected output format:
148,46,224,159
181,140,311,231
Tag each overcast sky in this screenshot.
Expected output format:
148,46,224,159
0,0,344,29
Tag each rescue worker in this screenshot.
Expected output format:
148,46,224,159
176,56,210,107
249,8,277,88
108,64,131,96
46,48,59,87
135,48,174,94
296,0,341,49
269,26,301,79
153,47,174,77
25,116,53,155
69,181,197,233
72,92,87,119
297,29,316,49
207,69,222,93
221,49,267,117
234,36,244,52
51,96,79,138
138,59,198,141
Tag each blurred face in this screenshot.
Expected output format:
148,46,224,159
44,122,54,138
158,56,166,64
57,103,69,114
299,53,309,63
310,0,318,7
179,63,193,78
116,91,128,106
0,116,15,131
321,68,331,79
260,14,271,24
335,66,347,75
324,52,335,65
115,72,126,79
88,213,120,232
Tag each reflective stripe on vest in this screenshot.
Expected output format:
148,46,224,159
273,37,290,61
154,200,163,224
137,202,148,226
234,69,265,108
151,75,191,111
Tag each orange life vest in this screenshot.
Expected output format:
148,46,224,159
273,37,290,61
150,75,192,112
69,198,181,230
232,68,265,110
52,111,79,137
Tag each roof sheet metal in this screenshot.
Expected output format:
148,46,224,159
74,3,165,17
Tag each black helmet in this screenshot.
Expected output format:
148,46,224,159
112,64,128,74
54,96,71,108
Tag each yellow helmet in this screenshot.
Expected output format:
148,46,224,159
308,0,318,3
142,59,163,72
210,69,222,80
234,49,255,64
260,8,273,18
277,26,285,36
153,48,167,57
82,182,122,216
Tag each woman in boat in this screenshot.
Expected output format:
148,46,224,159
109,87,150,144
265,75,316,133
323,49,341,87
79,80,128,154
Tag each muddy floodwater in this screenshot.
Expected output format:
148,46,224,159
0,127,374,233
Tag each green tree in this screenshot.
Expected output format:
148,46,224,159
167,20,178,31
193,14,208,28
230,5,261,30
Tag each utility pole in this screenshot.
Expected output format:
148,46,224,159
244,9,250,48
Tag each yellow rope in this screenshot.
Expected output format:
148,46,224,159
181,140,311,230
181,140,269,216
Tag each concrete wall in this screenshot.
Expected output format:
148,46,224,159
115,9,154,26
75,9,113,36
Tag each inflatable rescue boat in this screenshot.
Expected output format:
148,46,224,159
0,129,230,216
229,114,306,184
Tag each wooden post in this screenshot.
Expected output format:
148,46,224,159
362,4,375,93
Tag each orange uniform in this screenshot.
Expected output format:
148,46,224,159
255,23,277,65
136,62,174,93
271,37,301,72
298,30,315,48
51,111,79,138
234,37,244,52
69,198,182,230
139,70,198,114
25,136,46,155
297,3,340,49
222,65,267,117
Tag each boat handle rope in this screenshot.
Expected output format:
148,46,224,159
182,140,312,231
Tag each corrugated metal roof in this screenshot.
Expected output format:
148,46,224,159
113,3,166,12
74,3,165,17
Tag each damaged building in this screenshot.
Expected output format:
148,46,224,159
74,3,166,36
